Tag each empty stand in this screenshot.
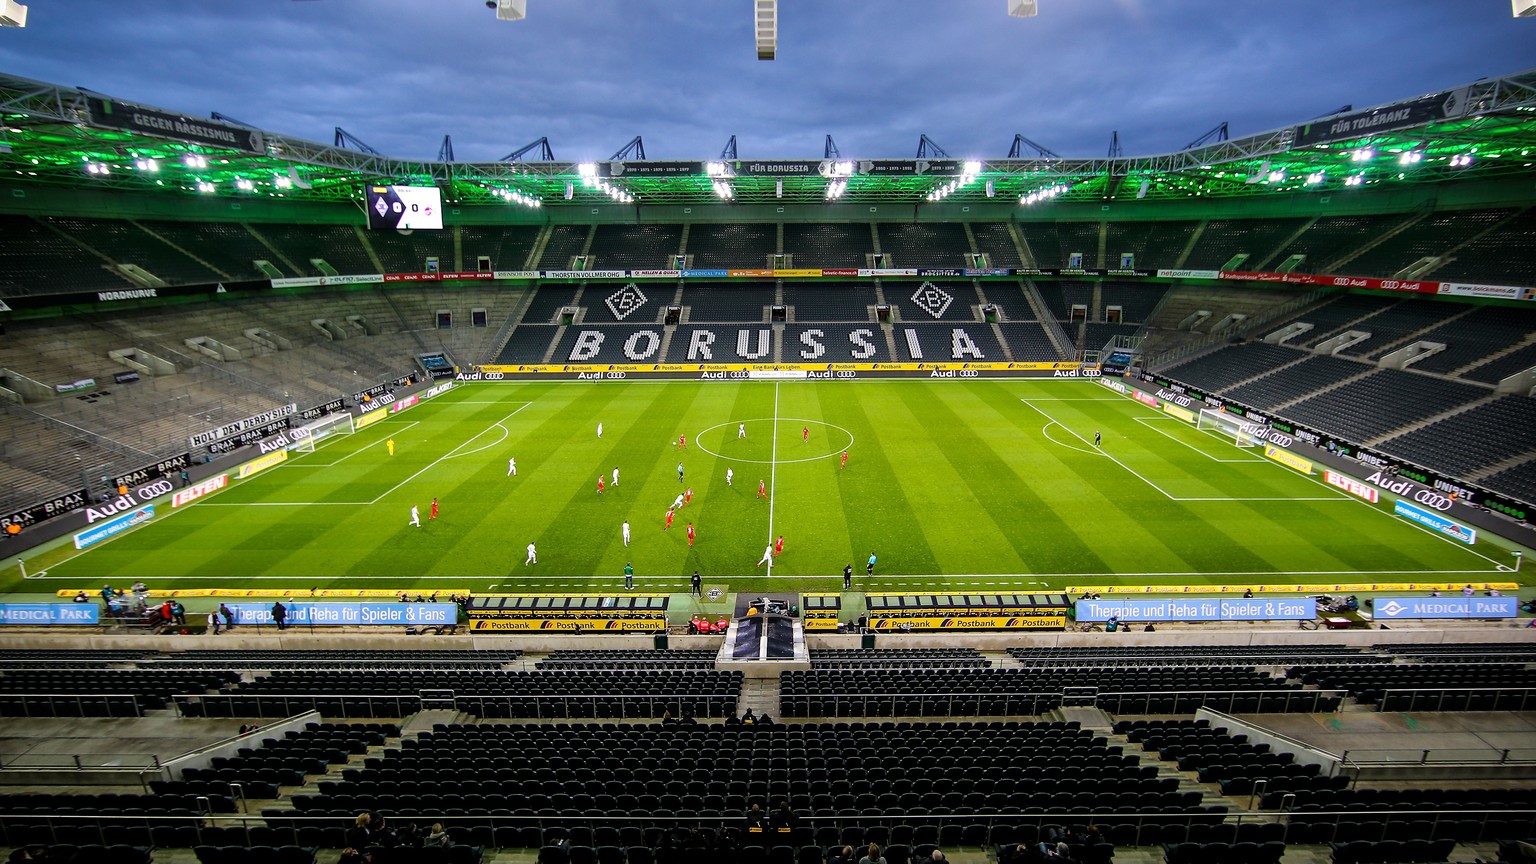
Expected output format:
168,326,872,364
782,325,889,362
1267,215,1403,273
781,283,876,321
539,226,592,270
1377,396,1536,476
1182,219,1307,271
878,223,969,268
688,224,776,269
884,281,980,321
459,225,540,271
1161,343,1307,392
969,223,1024,267
1282,368,1490,442
681,283,775,323
1429,208,1536,285
1103,220,1198,270
781,223,869,268
1343,209,1514,278
588,225,684,270
1223,355,1374,411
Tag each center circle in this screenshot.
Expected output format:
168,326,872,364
695,418,854,465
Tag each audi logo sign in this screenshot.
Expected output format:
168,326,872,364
135,480,175,501
1415,490,1454,512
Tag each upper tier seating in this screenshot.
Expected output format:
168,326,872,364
459,225,540,271
969,223,1024,267
1104,221,1198,269
1282,369,1490,442
782,223,868,268
359,229,456,274
46,217,222,284
878,223,969,268
1019,222,1102,269
688,224,776,269
250,224,378,275
1268,215,1403,272
138,220,291,280
1182,219,1307,271
587,225,684,270
1343,209,1515,278
0,215,134,295
538,226,591,269
1429,208,1536,286
1377,396,1536,476
1097,282,1168,323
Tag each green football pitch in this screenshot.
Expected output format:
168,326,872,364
10,379,1520,596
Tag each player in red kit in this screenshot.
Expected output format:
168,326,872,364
683,487,693,507
686,523,695,547
840,450,848,470
429,498,439,519
664,509,674,530
757,480,767,499
677,434,687,449
802,426,809,443
597,476,605,495
774,535,785,557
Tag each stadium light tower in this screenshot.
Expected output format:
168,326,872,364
756,0,777,60
0,0,26,27
488,0,526,21
1008,0,1037,17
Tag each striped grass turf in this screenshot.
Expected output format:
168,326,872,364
9,379,1512,596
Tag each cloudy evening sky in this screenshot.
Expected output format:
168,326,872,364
0,0,1530,162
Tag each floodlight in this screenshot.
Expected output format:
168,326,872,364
962,160,983,176
755,0,776,60
1514,0,1536,16
705,161,729,177
1008,0,1037,17
577,163,598,178
0,1,26,28
492,0,526,21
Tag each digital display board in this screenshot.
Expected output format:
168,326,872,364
366,185,443,230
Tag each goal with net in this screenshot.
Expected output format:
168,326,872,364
1197,408,1262,448
291,411,355,453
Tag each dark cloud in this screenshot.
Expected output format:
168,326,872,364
0,0,1529,160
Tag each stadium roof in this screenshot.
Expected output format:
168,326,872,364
1,69,1534,209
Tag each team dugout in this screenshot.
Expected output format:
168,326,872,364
466,595,668,632
865,593,1071,631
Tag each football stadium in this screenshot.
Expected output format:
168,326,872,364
0,2,1534,863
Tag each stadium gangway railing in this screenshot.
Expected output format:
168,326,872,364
453,693,739,719
1094,689,1347,715
1375,687,1536,713
779,689,1347,718
1335,747,1536,765
0,693,144,718
172,694,423,720
3,809,1535,850
778,692,1063,717
172,693,741,720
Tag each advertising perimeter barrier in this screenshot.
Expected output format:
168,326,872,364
467,361,1098,381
